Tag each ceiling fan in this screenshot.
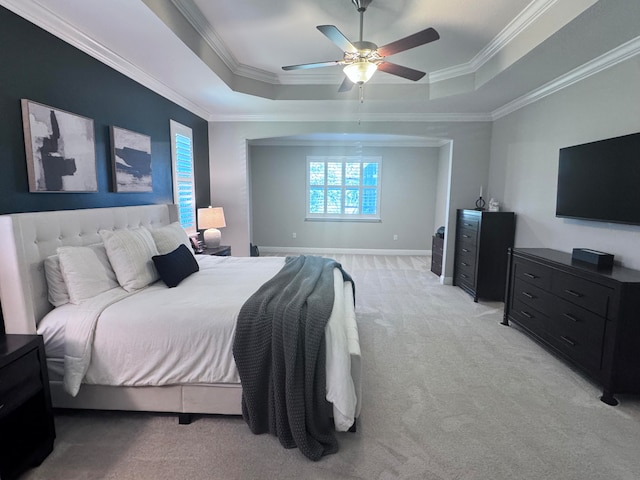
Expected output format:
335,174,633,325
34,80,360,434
282,0,440,92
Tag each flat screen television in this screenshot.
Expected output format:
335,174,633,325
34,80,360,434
555,132,640,226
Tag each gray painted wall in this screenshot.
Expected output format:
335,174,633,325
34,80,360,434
208,121,493,278
249,144,439,250
489,56,640,269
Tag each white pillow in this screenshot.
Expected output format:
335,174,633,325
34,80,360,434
44,255,70,307
100,227,159,292
57,244,119,304
150,222,194,256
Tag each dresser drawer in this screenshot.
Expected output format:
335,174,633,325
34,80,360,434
513,257,552,291
547,298,606,373
457,227,478,245
432,236,444,256
0,350,43,418
458,213,480,231
552,271,611,317
457,241,476,257
510,298,550,336
455,252,476,283
511,278,554,317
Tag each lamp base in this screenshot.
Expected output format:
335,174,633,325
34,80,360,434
203,228,221,248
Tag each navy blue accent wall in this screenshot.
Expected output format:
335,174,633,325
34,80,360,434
0,6,210,214
0,7,211,333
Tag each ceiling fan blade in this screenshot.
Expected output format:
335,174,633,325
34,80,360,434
317,25,358,53
282,60,341,71
377,27,440,57
338,77,354,92
377,62,426,81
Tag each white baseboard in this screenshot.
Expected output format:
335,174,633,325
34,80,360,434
259,246,431,256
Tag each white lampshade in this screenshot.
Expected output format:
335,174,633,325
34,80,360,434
197,206,226,248
343,61,378,85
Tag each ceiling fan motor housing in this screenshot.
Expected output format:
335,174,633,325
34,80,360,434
351,0,372,13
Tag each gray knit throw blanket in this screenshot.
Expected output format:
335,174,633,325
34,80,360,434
233,255,353,461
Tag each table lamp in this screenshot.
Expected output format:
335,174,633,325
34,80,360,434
197,206,226,248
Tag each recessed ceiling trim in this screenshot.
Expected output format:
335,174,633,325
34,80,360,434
209,112,493,123
491,35,640,120
2,0,211,119
249,137,448,148
431,0,558,83
171,0,278,84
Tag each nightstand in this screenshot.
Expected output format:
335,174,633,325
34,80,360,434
199,245,231,256
0,335,56,480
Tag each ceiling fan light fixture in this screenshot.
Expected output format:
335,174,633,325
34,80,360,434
343,61,377,85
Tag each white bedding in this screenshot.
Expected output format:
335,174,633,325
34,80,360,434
38,255,361,430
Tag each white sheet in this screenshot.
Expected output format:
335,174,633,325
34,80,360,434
38,255,360,430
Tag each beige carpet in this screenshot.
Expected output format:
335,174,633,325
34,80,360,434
21,254,640,480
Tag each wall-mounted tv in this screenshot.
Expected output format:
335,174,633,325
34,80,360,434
556,132,640,226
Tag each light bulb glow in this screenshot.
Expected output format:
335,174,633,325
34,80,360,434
343,61,377,84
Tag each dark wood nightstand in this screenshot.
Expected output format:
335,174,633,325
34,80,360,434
0,334,56,480
198,245,231,256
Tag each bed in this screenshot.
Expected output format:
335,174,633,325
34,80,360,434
0,204,361,452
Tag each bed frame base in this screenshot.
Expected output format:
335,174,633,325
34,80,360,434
49,381,243,422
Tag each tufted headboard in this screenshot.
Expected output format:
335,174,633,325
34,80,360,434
0,204,178,334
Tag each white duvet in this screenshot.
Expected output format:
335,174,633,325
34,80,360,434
39,255,361,430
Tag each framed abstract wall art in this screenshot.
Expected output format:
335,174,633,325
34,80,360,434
21,99,98,192
110,126,152,192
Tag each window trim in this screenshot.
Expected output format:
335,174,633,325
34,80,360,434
169,120,196,235
305,156,382,221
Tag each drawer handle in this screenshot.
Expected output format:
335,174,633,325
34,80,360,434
560,335,576,347
462,248,470,253
463,234,471,238
461,262,469,267
463,222,474,227
521,291,535,299
461,274,469,279
520,310,533,319
564,289,583,298
563,313,580,323
523,273,538,279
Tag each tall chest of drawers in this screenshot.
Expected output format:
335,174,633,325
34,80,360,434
453,209,515,302
431,235,444,276
503,248,640,405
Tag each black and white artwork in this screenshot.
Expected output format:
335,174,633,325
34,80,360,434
110,126,152,192
21,99,98,192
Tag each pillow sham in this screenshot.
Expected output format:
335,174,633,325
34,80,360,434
57,244,119,304
44,255,70,307
150,222,194,257
99,227,159,292
152,244,200,288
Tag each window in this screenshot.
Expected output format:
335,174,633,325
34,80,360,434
306,156,381,220
170,120,196,235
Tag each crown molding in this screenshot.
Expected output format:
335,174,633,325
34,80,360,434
248,137,449,148
209,111,492,122
171,0,278,85
492,35,640,120
2,0,211,120
173,0,559,87
431,0,558,83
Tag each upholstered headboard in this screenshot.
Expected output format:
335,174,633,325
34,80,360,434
0,204,178,334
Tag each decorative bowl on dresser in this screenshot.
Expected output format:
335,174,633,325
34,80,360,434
453,209,515,302
0,334,56,479
503,248,640,406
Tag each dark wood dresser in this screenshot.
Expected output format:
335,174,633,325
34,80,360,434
453,209,515,301
0,335,56,479
431,235,444,276
503,248,640,405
